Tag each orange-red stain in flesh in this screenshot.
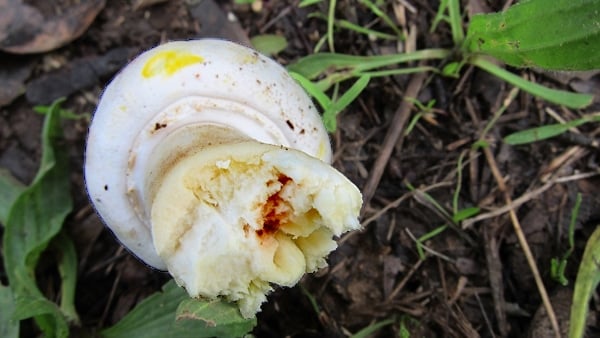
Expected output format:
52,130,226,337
256,175,292,238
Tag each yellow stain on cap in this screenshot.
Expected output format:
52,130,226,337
317,141,327,161
142,50,204,78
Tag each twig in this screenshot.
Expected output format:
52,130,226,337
483,221,509,336
360,180,453,228
361,71,427,210
386,258,425,301
483,146,561,338
461,179,555,229
405,228,455,263
475,292,497,338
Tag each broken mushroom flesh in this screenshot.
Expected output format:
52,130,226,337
84,39,362,318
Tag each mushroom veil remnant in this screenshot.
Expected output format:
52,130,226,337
84,39,362,318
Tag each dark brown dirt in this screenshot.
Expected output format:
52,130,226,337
1,0,599,337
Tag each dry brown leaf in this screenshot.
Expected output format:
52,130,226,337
0,0,106,54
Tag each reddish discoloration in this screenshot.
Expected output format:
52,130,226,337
256,175,292,238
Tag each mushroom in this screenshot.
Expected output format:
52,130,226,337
84,39,362,318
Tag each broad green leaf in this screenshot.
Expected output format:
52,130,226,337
2,99,74,338
471,56,593,108
250,34,287,56
0,169,25,225
503,116,600,145
102,280,256,338
0,285,19,338
466,0,600,70
569,226,600,338
54,231,80,325
175,298,256,337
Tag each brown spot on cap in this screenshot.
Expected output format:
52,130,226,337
154,122,167,131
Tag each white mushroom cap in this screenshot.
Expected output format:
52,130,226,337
85,40,332,269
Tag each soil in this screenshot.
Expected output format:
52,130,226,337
1,0,599,337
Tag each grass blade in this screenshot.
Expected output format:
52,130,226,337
471,56,593,108
323,75,370,131
569,226,600,338
351,318,395,338
503,118,593,145
288,49,450,80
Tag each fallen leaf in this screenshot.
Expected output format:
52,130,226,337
0,0,106,54
25,48,137,105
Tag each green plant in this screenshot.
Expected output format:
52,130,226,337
504,113,600,145
290,0,599,129
550,194,581,286
404,180,478,260
289,2,599,337
569,226,600,338
101,281,255,338
1,99,76,338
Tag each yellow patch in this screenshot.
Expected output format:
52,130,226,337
141,50,203,78
317,141,327,160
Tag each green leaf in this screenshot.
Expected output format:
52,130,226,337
250,34,287,56
102,281,256,338
357,0,403,38
471,56,593,108
452,207,480,223
175,298,256,337
299,0,323,7
503,116,599,145
288,49,450,80
441,61,462,77
34,103,90,121
0,169,25,225
0,285,19,338
2,99,73,337
550,257,569,286
54,231,80,325
289,71,332,108
466,0,600,70
569,226,600,338
350,318,395,338
334,18,397,40
322,75,370,131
